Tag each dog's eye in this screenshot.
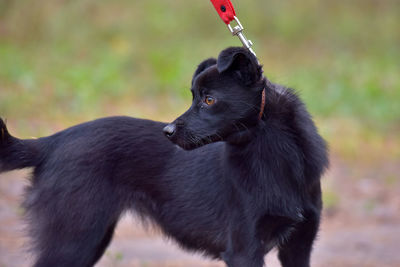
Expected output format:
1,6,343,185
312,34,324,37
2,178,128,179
204,96,215,106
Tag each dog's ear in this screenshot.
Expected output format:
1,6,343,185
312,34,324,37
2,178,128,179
217,47,262,86
192,58,217,85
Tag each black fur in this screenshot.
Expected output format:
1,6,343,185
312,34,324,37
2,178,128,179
0,47,328,267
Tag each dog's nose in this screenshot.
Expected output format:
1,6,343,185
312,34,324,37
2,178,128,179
163,124,176,138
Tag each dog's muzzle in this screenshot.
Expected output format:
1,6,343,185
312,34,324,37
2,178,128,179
163,124,176,138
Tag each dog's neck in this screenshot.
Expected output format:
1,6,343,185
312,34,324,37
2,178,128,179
226,77,270,145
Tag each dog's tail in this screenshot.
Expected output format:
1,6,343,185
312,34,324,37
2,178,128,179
0,118,40,173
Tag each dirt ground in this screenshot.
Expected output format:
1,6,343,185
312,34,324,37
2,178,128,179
0,158,399,267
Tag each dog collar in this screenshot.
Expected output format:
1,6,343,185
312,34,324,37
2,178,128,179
258,88,266,120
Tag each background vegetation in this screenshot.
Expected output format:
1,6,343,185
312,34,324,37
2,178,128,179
1,0,399,129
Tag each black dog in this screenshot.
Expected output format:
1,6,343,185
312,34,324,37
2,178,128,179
0,47,328,267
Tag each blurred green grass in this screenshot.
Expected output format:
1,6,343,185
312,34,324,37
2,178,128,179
0,0,399,145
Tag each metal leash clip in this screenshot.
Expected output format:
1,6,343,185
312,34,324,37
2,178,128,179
227,16,256,57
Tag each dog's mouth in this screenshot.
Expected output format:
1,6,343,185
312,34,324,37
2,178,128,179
169,121,256,150
173,130,223,150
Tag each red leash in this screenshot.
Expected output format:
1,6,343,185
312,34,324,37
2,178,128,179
209,0,256,57
209,0,236,24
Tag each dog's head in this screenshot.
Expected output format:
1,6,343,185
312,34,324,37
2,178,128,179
163,47,265,150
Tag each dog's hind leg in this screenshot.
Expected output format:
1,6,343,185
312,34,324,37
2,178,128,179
25,175,122,267
277,210,321,267
32,220,118,267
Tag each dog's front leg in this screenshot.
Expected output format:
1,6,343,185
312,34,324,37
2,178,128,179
221,220,265,267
